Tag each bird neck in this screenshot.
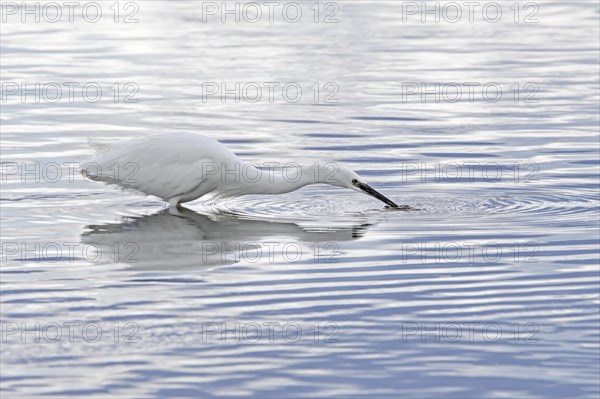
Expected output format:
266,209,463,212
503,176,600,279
237,164,322,196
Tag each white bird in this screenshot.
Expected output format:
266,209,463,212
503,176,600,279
82,132,400,209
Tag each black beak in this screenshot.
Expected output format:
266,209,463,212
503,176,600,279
356,182,399,208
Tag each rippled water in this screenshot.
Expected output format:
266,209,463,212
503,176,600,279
1,1,599,398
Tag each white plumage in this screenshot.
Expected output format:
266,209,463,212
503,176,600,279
82,132,399,208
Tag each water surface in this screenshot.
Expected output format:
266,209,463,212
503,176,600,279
1,1,599,398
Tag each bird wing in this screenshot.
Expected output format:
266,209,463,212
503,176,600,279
83,133,236,201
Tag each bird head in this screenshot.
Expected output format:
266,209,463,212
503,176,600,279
323,165,399,208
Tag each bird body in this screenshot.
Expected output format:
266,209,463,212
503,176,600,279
83,133,399,208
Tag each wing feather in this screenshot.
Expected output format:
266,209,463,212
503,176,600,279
82,133,238,202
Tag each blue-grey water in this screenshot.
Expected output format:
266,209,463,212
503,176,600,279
1,1,599,398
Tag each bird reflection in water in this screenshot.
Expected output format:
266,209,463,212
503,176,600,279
81,206,375,270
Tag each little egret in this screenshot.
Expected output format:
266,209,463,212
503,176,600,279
82,133,400,208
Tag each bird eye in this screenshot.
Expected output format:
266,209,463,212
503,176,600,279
352,179,358,185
